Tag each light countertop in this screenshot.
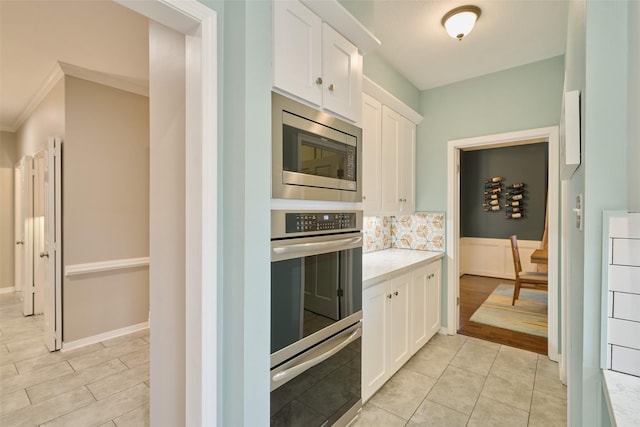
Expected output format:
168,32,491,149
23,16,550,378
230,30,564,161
602,369,640,426
363,249,444,289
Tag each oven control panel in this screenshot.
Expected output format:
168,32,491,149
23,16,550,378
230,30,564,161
285,212,357,233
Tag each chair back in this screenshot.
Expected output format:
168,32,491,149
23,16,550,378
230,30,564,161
510,235,523,276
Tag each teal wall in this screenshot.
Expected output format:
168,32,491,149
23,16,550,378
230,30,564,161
338,0,421,111
569,1,630,425
417,56,565,213
417,56,564,328
198,0,271,424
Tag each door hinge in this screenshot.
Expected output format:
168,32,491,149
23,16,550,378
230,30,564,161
337,289,344,297
457,296,460,306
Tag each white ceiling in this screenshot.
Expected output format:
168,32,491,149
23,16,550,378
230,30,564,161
0,0,569,132
366,0,569,90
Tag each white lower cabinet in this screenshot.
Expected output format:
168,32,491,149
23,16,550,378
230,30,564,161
362,260,441,402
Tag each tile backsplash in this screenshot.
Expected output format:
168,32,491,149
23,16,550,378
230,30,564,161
363,213,445,254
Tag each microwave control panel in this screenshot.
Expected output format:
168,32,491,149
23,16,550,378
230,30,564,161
286,212,357,233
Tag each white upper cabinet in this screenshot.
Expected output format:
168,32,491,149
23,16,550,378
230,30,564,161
362,93,382,213
321,23,362,122
273,1,322,106
379,106,416,214
273,1,363,123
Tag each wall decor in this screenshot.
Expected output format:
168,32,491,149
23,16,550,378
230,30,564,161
483,176,503,212
505,182,526,219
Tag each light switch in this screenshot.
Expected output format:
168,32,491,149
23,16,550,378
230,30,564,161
573,194,583,230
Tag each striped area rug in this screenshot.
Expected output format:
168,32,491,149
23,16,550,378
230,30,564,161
470,283,548,337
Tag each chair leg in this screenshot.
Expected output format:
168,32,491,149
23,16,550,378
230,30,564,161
512,279,521,305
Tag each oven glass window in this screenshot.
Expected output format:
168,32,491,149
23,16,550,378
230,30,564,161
282,125,356,182
271,248,362,355
270,337,361,426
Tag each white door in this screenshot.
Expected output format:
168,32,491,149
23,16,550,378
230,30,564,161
21,157,34,316
389,272,411,373
33,151,46,315
43,138,62,351
381,106,401,213
14,161,24,292
362,94,382,214
362,280,390,402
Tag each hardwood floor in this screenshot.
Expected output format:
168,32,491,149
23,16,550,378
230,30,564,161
457,274,548,355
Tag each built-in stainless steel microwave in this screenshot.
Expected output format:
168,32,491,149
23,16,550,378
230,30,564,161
272,92,362,202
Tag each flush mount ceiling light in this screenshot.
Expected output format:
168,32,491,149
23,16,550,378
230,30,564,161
441,5,481,41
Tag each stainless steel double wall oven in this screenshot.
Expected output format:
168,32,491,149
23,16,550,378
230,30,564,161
270,210,363,426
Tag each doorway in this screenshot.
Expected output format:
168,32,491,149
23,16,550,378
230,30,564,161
446,126,560,362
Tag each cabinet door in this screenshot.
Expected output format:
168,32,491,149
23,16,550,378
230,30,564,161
410,265,430,353
389,272,412,373
273,1,322,106
381,106,401,213
362,281,390,402
321,23,362,122
399,115,416,213
362,94,382,214
426,261,442,339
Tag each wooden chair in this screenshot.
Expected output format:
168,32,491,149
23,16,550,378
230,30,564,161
510,235,548,305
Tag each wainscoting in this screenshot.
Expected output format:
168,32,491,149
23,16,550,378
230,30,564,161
460,237,543,280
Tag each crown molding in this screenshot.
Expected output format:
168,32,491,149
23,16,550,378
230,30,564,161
363,76,423,125
7,61,148,133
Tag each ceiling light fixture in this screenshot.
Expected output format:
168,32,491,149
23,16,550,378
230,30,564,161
441,5,481,41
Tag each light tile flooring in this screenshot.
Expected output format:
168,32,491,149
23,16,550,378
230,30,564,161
354,333,567,426
0,292,149,426
1,288,567,427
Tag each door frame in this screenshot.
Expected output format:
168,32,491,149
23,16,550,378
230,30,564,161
446,126,560,362
115,0,217,424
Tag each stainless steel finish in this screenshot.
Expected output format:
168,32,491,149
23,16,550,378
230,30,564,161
271,311,362,368
272,236,362,257
283,112,356,146
16,241,24,245
271,324,361,387
282,170,357,191
271,209,363,240
272,92,362,202
328,84,335,91
40,252,49,258
316,77,323,85
333,400,363,427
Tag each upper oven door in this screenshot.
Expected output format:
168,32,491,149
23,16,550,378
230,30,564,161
271,232,363,364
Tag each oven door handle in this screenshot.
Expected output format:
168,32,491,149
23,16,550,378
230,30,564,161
272,236,362,256
271,326,361,384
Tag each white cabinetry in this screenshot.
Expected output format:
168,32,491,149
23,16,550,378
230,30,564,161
362,271,411,402
362,259,441,402
361,97,416,215
273,1,362,122
362,93,382,213
410,261,441,352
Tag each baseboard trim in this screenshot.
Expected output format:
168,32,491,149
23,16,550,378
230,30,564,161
0,287,16,294
61,321,149,352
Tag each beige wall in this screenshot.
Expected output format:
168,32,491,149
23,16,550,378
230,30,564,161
16,79,65,159
0,131,18,289
149,21,185,426
63,76,149,342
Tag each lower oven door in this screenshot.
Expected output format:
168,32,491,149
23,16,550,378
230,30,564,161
270,322,362,427
271,232,362,367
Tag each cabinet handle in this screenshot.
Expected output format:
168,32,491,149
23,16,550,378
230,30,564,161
398,198,403,202
16,241,24,245
328,84,335,91
394,291,399,296
316,77,323,85
362,195,366,200
387,294,392,299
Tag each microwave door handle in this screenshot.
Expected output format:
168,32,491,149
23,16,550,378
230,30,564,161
271,326,361,384
272,237,362,256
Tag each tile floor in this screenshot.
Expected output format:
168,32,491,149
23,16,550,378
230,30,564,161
0,292,149,426
1,289,567,426
354,333,567,426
